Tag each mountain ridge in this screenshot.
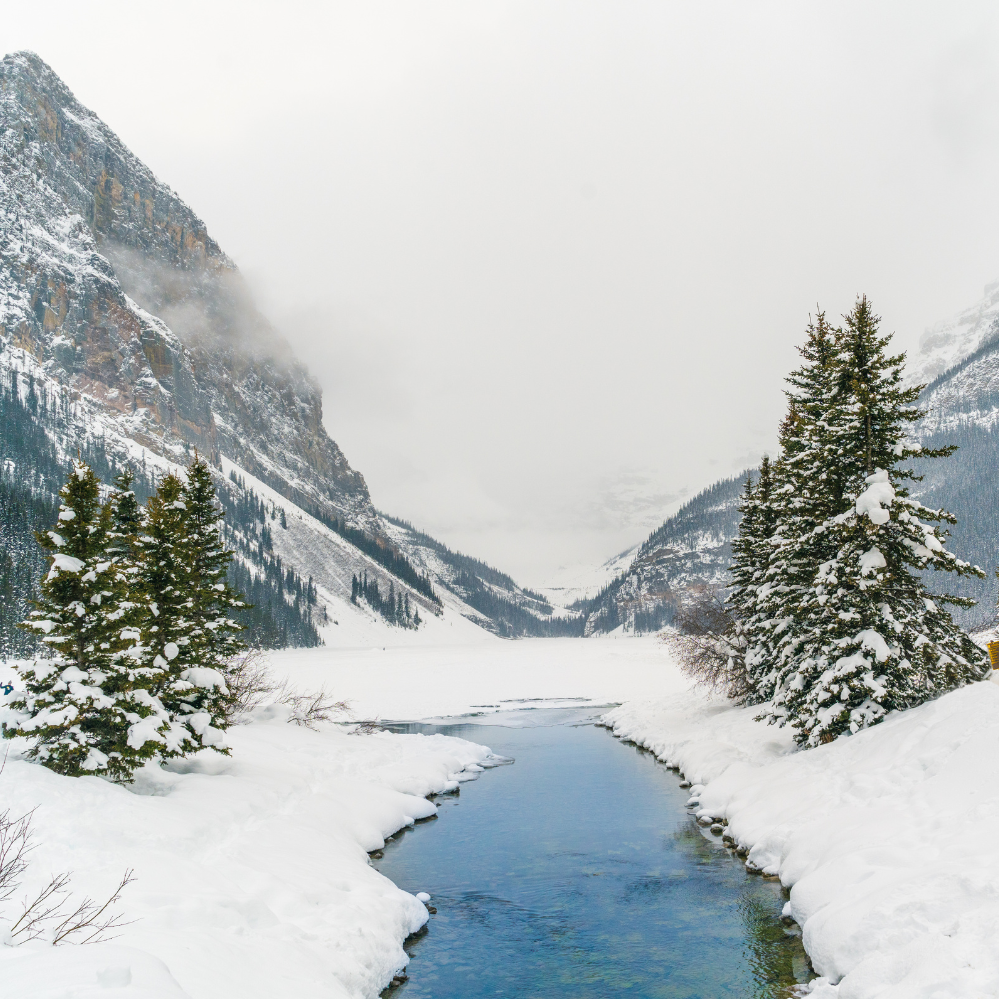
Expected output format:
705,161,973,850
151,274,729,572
0,51,576,646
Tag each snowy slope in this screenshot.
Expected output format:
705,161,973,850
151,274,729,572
219,458,497,647
605,673,999,998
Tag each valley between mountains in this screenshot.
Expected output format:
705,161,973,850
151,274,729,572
6,49,999,999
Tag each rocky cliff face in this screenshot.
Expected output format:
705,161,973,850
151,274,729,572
0,51,575,643
0,51,371,528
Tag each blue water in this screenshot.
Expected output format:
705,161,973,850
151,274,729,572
374,708,811,998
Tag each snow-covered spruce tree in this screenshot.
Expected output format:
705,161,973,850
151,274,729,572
177,455,244,721
727,456,777,703
772,297,988,745
3,461,166,780
138,470,228,757
749,313,848,705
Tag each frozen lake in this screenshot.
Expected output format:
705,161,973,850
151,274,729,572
375,707,812,998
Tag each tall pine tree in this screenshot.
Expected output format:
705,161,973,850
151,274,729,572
749,313,847,706
174,455,243,735
138,462,238,756
728,457,776,704
770,298,987,745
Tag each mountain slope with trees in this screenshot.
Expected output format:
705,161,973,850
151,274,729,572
582,283,999,636
0,51,565,644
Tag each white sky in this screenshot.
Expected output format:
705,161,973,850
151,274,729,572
6,2,999,585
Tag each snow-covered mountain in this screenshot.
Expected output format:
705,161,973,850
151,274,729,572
576,475,745,634
0,51,575,647
581,281,999,634
906,280,999,388
534,545,640,608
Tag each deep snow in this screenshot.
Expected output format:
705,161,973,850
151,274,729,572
0,679,494,998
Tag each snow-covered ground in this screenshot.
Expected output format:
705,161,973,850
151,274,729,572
266,634,682,720
0,672,496,998
6,634,999,998
0,637,673,999
606,672,999,998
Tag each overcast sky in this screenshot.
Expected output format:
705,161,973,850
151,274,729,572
7,2,999,585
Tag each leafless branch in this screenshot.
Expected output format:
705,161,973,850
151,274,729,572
50,870,136,945
278,685,350,729
8,871,71,942
0,809,135,945
351,719,385,735
0,808,34,904
664,584,755,703
222,649,279,724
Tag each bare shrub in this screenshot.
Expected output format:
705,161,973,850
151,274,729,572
350,719,385,736
222,651,349,729
0,808,134,945
663,585,756,703
222,649,280,725
0,808,33,906
278,684,350,729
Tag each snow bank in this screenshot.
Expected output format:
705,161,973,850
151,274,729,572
605,678,999,998
0,703,492,998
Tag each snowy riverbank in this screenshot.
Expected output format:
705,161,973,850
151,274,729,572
605,677,999,998
0,697,492,999
1,637,674,999
7,633,995,998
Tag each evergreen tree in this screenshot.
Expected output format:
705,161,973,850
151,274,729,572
138,460,240,756
138,473,206,757
3,461,166,780
736,455,782,700
769,298,988,745
727,467,766,702
174,455,243,740
111,469,142,541
183,457,245,664
749,314,845,703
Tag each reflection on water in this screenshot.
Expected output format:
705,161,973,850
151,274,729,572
375,710,811,998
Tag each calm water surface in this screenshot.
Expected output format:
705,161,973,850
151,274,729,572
375,707,811,999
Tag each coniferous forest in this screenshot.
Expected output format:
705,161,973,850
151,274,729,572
677,297,990,746
0,371,321,655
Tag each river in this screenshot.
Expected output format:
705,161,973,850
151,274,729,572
375,706,812,998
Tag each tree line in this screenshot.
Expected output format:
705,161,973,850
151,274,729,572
674,297,989,746
352,571,422,628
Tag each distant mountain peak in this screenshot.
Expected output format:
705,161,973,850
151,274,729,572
905,280,999,387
